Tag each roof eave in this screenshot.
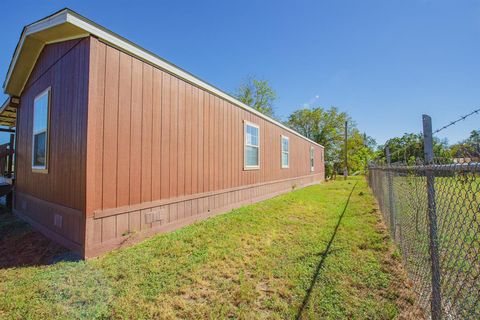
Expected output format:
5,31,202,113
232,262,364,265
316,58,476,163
3,9,324,149
3,9,88,97
3,9,67,92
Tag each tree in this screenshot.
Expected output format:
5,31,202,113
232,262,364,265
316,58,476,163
340,129,377,174
381,133,423,164
377,133,450,164
286,106,376,177
450,130,480,158
285,108,323,140
235,77,276,118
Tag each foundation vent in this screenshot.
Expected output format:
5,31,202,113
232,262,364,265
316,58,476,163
145,208,167,224
53,214,63,228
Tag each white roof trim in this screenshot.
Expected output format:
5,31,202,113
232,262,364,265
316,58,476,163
4,9,324,148
3,11,68,91
0,98,9,113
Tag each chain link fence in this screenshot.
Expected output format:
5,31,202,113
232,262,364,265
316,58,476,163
368,159,480,319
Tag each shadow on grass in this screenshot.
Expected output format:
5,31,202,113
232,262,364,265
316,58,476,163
296,181,358,320
0,205,78,269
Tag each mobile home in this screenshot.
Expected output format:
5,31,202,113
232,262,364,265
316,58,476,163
1,9,325,258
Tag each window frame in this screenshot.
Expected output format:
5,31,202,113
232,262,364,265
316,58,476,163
31,87,51,173
310,146,315,172
281,135,289,169
244,120,260,170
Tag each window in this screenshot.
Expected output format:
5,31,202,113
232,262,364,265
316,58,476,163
281,135,289,168
310,146,315,172
244,121,260,169
32,88,50,171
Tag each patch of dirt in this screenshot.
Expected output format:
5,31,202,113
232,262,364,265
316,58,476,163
372,206,427,319
0,210,68,269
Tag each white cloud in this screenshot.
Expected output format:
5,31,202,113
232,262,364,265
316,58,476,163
302,94,321,108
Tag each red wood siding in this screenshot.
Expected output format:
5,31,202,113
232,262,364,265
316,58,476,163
86,37,324,217
15,38,90,249
13,36,324,257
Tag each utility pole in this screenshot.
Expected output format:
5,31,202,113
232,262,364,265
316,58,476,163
363,132,368,171
344,121,348,180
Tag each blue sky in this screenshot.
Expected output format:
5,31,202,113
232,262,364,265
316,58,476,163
1,0,479,145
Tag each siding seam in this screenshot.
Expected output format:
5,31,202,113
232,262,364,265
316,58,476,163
23,38,83,93
128,57,132,206
115,50,120,208
94,173,324,218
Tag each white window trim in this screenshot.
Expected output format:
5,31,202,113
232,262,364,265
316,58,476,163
281,135,289,169
32,87,51,173
244,120,260,170
310,146,315,172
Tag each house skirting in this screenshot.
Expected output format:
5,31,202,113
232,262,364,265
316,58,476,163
13,192,84,255
84,173,324,258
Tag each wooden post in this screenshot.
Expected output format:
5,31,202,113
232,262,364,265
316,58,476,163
7,133,14,177
423,114,442,320
5,133,14,209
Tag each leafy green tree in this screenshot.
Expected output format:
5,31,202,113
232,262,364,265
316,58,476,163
450,130,480,158
286,106,376,177
284,108,321,140
381,133,423,164
340,129,377,174
235,77,276,118
378,133,450,164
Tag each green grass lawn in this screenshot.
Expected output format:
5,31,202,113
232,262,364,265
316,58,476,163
0,177,420,319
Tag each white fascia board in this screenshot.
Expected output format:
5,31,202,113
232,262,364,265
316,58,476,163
4,9,324,149
66,12,323,148
25,10,68,35
0,98,9,113
3,10,68,91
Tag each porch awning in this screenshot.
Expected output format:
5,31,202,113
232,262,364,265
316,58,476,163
0,97,18,128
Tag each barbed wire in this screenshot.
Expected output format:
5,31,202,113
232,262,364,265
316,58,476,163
434,108,480,134
377,107,480,163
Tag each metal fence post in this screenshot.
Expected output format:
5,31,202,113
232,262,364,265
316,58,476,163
422,114,442,319
386,147,396,239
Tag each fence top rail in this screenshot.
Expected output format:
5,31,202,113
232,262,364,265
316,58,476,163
369,161,480,172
